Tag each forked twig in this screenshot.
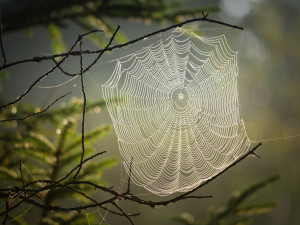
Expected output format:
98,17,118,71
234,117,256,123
0,92,71,122
0,16,243,71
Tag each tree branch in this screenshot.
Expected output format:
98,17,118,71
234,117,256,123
0,15,242,71
0,92,71,122
0,14,6,67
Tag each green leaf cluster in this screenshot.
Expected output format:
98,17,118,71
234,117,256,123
171,175,280,225
0,91,116,224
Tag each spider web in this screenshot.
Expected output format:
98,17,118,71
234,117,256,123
102,28,251,196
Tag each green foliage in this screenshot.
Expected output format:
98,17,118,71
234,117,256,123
0,70,8,92
0,91,116,224
1,0,219,53
46,23,67,54
171,175,280,225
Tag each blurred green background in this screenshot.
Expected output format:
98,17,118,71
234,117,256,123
1,0,300,224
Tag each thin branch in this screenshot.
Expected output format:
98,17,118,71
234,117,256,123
0,92,71,122
0,14,7,67
0,144,261,221
201,10,209,19
125,157,133,194
0,50,75,111
67,144,262,208
51,58,76,77
252,152,261,158
112,202,135,225
0,29,101,110
2,198,9,225
72,39,86,180
160,143,263,205
0,16,243,71
0,151,106,218
73,26,119,180
2,194,10,225
0,192,138,219
19,160,27,198
82,25,120,74
59,151,106,182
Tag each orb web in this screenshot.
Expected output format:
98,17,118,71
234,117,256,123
102,28,251,196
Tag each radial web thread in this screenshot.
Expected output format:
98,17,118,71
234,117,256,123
102,29,251,196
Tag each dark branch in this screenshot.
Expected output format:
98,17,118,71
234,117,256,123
59,150,106,183
0,92,71,122
72,39,86,180
0,151,106,218
52,58,76,77
0,35,80,110
112,202,135,225
0,15,6,67
0,16,243,71
73,26,119,180
19,160,27,198
162,143,263,203
0,144,261,219
125,157,133,194
2,198,9,225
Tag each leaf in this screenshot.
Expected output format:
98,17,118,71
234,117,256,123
0,70,9,92
170,213,195,225
59,147,93,170
100,18,128,43
40,217,59,225
0,166,18,181
225,217,250,225
56,119,76,151
46,23,66,54
16,146,55,165
236,202,277,216
227,175,280,210
29,132,55,153
75,16,106,48
8,215,27,225
65,125,111,152
76,157,118,180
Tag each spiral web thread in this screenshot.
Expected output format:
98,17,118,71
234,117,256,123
102,28,251,196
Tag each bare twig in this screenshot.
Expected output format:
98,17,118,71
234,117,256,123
0,92,71,122
0,39,78,110
82,26,120,73
51,58,76,77
72,39,86,180
0,14,7,67
0,16,243,71
201,10,209,18
125,157,134,194
112,202,135,225
0,143,261,222
0,151,106,218
2,198,9,225
73,26,119,180
60,151,106,182
19,160,27,198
